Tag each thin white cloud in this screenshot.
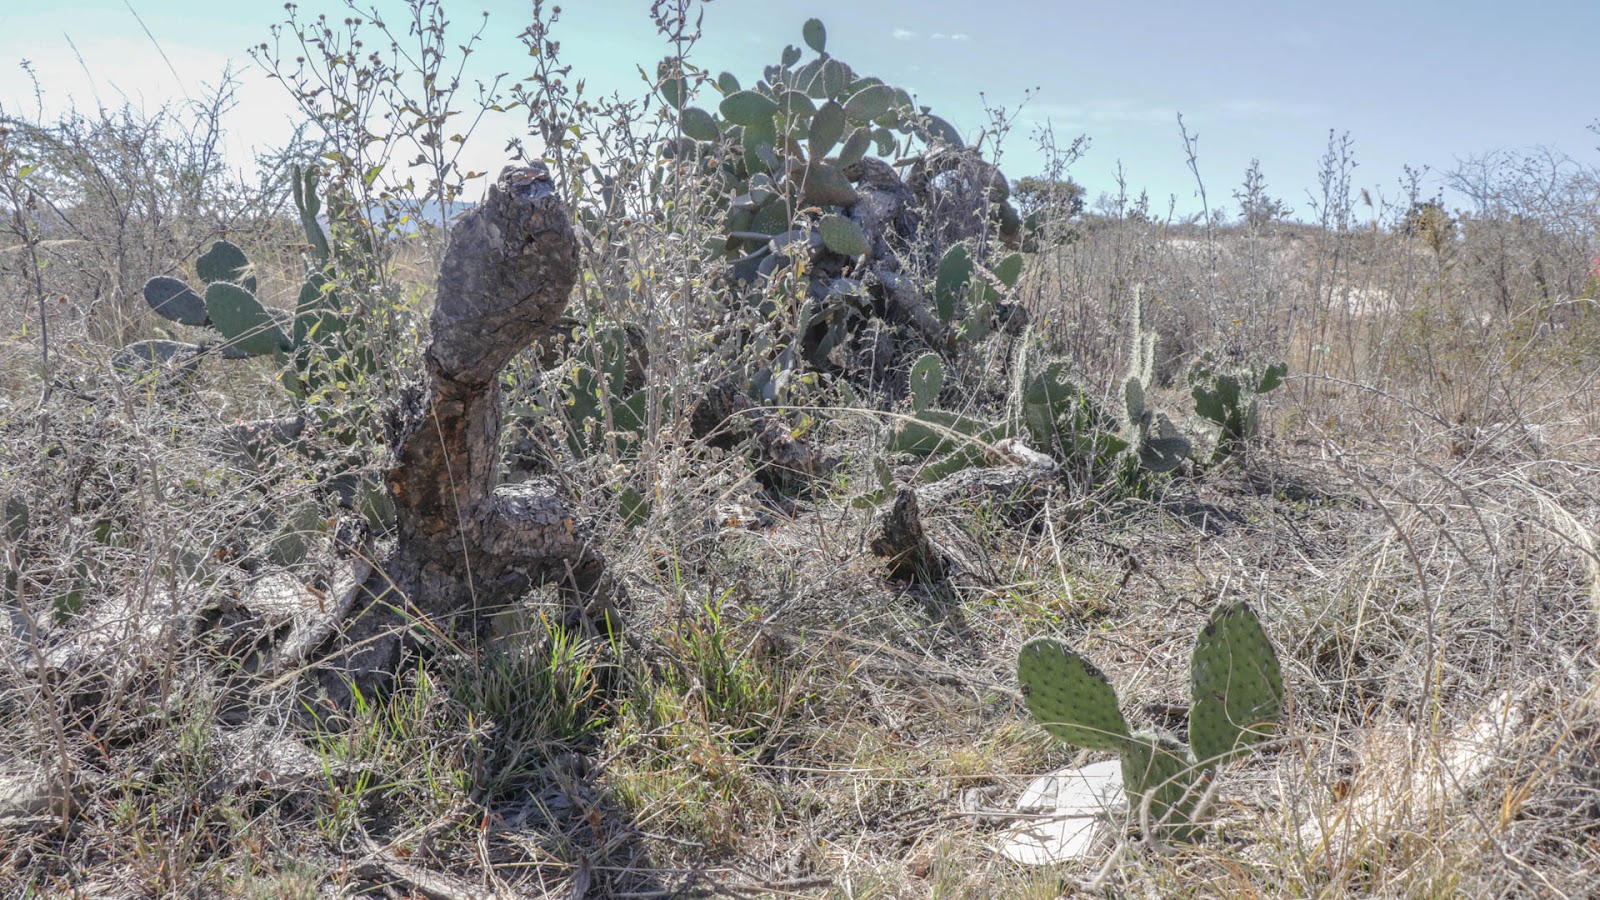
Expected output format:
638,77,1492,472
931,33,971,41
892,28,917,41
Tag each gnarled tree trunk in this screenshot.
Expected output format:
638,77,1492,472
320,164,613,702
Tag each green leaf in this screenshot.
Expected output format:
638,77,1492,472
661,73,688,109
720,90,779,126
802,18,826,54
717,71,741,95
781,44,802,67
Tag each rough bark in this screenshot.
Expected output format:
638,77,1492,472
318,165,611,701
868,487,948,583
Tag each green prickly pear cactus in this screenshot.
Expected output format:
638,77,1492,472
138,238,290,359
1122,730,1205,842
1016,599,1285,842
1189,354,1287,466
204,281,292,357
907,352,944,412
125,164,373,401
658,17,1028,389
1116,288,1191,475
1189,600,1285,765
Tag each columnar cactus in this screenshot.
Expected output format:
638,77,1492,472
1017,600,1285,841
1117,289,1190,474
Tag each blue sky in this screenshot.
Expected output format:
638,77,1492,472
2,0,1596,220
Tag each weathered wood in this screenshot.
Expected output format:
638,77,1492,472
868,487,948,583
318,164,613,701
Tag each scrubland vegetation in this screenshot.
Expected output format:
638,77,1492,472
2,2,1599,897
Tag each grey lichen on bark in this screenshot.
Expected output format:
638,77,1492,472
319,164,613,702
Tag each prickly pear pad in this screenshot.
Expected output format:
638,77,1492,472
1018,638,1131,752
205,282,292,358
1189,600,1284,765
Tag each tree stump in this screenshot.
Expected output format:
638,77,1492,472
318,164,613,702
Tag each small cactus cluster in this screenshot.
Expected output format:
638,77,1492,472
1017,601,1285,841
887,351,1120,484
1116,289,1190,475
1188,354,1287,465
885,290,1194,486
933,241,1026,351
122,166,370,402
557,324,653,457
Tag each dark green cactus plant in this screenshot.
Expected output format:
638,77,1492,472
887,349,1123,484
885,290,1198,489
127,166,371,403
658,18,1032,380
1017,600,1285,842
549,324,656,458
1189,354,1287,466
933,241,1027,349
907,352,943,412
